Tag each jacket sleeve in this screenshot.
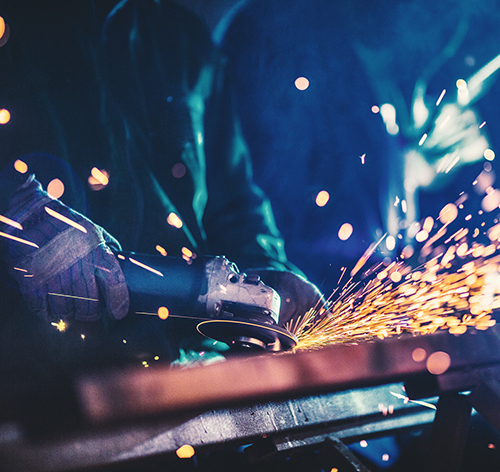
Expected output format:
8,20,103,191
103,0,300,273
202,53,300,273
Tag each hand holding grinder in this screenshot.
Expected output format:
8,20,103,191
1,176,299,352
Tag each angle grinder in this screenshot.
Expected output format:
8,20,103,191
115,252,297,352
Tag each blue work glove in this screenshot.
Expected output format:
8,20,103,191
0,176,129,323
249,269,324,327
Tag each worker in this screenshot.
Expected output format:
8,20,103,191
221,0,494,285
0,0,321,370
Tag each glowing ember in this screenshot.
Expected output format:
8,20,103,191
426,351,451,375
167,212,183,229
484,149,495,161
158,306,169,320
88,168,110,191
412,347,426,362
315,190,330,207
418,133,428,146
338,223,353,241
14,159,28,174
0,214,23,230
48,292,98,302
436,89,446,106
182,247,193,258
129,257,164,277
0,231,39,248
176,444,195,459
0,108,10,124
51,319,67,332
47,178,65,199
294,77,309,91
156,244,167,256
45,207,87,233
91,167,109,186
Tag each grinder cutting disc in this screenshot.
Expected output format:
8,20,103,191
196,319,297,352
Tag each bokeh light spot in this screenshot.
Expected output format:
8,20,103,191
449,325,467,335
156,245,167,256
371,105,379,114
482,189,500,213
423,216,434,233
385,235,396,251
172,162,186,178
176,444,195,459
484,149,495,161
158,306,169,320
91,167,109,185
182,247,193,258
415,230,429,243
315,190,330,207
426,351,451,375
51,319,67,332
338,223,353,241
88,168,109,191
456,79,468,90
401,245,414,259
294,77,309,91
439,203,458,224
412,347,427,362
167,212,183,228
14,159,28,174
0,108,11,124
47,178,65,199
390,271,402,283
0,19,9,47
377,270,388,280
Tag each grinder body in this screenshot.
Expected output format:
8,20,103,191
115,252,297,351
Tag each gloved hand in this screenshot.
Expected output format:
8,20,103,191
404,103,489,191
249,269,324,327
420,103,489,166
0,176,129,322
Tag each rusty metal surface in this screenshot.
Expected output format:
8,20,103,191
3,325,500,471
77,325,500,424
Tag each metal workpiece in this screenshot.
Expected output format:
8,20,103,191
5,321,500,470
0,384,436,472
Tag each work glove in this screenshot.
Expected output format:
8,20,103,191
0,176,129,323
404,103,489,191
249,269,324,327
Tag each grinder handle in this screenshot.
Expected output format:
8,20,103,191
115,251,207,319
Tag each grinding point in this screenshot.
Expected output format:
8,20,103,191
196,319,298,352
